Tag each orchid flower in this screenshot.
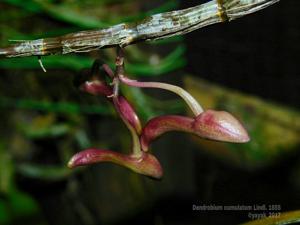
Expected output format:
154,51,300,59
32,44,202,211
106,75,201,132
118,74,249,150
113,48,249,151
68,60,163,179
69,47,250,179
74,59,142,134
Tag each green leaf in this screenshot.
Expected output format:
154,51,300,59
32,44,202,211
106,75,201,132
17,163,72,181
0,144,14,194
0,97,112,115
9,188,40,217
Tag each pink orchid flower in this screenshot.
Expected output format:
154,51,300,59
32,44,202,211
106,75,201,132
68,60,162,179
117,74,250,151
69,54,249,180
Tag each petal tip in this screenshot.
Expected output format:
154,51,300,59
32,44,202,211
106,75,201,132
67,153,82,169
239,132,251,143
67,160,75,169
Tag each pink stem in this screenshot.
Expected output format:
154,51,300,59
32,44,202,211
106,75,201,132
113,94,142,157
119,75,204,116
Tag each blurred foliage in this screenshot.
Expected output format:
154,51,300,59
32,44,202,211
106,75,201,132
0,188,42,225
185,76,300,169
2,0,178,29
0,0,185,224
0,143,43,224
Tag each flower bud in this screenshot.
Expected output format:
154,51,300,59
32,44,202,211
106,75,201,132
141,110,250,151
80,80,113,97
193,110,250,143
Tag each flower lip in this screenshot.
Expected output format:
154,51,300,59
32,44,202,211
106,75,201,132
68,149,163,179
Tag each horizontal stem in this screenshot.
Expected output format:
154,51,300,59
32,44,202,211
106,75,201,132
0,0,279,58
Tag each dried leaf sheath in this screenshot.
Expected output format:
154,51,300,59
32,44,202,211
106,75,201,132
0,0,279,58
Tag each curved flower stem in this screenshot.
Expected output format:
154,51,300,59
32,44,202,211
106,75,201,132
118,74,204,116
79,56,143,156
113,95,142,158
112,50,143,157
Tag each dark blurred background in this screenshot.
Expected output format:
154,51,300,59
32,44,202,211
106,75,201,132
183,0,300,107
0,0,299,225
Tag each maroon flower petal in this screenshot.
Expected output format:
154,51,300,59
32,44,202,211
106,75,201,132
68,149,163,179
114,96,142,134
80,80,142,134
80,80,113,97
141,115,194,151
75,60,113,97
141,110,250,151
75,61,142,133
